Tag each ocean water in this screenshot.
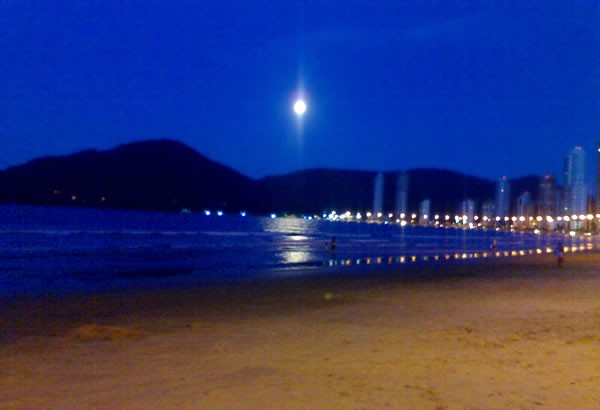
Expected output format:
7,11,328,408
0,205,596,297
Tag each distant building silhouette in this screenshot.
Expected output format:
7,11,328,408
495,176,511,218
481,201,495,220
373,172,384,215
419,199,431,225
563,146,587,216
538,175,559,217
516,192,533,219
395,172,409,217
458,200,475,222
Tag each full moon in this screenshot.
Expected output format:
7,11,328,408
293,99,307,116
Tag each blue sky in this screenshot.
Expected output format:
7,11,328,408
1,0,599,187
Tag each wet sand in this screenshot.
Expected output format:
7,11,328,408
1,252,599,409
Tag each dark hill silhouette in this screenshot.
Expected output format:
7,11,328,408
0,139,541,215
0,139,255,212
403,169,493,214
257,168,505,215
257,169,375,214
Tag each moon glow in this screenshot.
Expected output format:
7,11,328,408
293,99,307,116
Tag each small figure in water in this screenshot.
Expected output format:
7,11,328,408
330,236,337,254
490,239,497,251
554,241,564,267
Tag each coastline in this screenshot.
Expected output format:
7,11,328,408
1,252,599,408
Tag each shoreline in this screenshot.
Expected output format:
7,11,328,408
1,252,598,343
2,252,599,408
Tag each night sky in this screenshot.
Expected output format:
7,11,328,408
2,1,599,187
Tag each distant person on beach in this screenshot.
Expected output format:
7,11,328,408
554,241,564,267
490,240,497,251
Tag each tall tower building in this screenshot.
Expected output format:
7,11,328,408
516,192,532,218
563,146,587,215
373,172,384,215
538,175,558,217
419,199,431,225
394,172,409,217
481,201,495,220
495,176,511,218
458,200,475,222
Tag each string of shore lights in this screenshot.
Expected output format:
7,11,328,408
322,241,597,268
198,208,600,234
202,209,600,225
315,210,600,228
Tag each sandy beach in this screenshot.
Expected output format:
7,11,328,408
1,252,599,409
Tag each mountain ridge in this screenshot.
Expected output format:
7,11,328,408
0,139,541,215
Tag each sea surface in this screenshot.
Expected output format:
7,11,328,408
0,205,596,298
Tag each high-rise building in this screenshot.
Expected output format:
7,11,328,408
419,199,431,225
481,201,495,220
458,200,475,222
373,172,384,215
563,146,587,216
495,176,511,218
394,172,409,217
538,175,558,217
516,192,533,218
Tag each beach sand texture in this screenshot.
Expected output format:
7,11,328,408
1,252,599,409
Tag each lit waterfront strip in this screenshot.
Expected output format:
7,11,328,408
324,243,597,267
314,210,600,234
201,208,600,234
